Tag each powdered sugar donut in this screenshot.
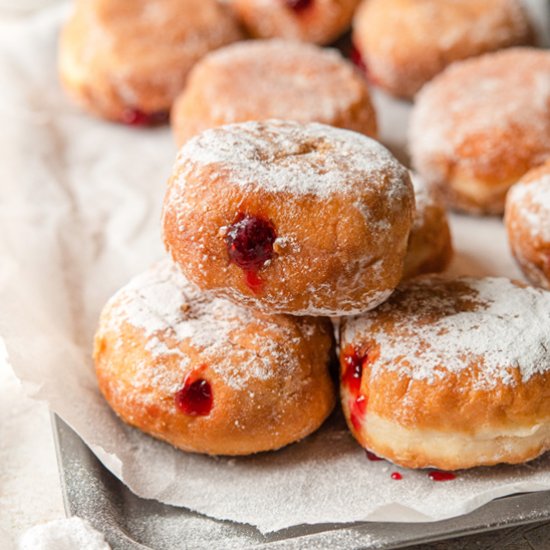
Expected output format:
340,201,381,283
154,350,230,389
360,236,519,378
340,276,550,470
230,0,359,45
506,160,550,290
409,48,550,215
94,261,335,456
163,120,414,316
352,0,533,99
403,175,453,279
172,40,377,146
59,0,242,124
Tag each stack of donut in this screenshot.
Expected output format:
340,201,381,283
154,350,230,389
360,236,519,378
63,0,550,471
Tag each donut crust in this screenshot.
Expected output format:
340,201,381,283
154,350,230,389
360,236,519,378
403,175,453,279
409,48,550,215
172,40,377,146
59,0,242,122
163,120,415,316
231,0,360,45
340,276,550,470
353,0,533,99
94,261,335,456
506,160,550,290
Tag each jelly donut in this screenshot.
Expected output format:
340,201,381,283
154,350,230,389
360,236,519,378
403,175,453,279
162,120,414,316
94,261,335,456
59,0,242,124
171,40,377,147
409,48,550,215
340,276,550,470
230,0,359,45
352,0,533,99
506,160,550,290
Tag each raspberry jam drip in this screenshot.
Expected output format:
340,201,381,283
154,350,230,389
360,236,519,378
343,347,373,431
285,0,313,12
226,213,277,291
428,471,456,482
342,348,366,395
365,450,383,462
121,108,169,127
391,472,403,480
175,370,213,416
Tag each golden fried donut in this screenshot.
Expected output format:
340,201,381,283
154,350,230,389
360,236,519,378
59,0,242,124
162,120,414,316
352,0,533,99
230,0,359,45
403,175,453,279
409,48,550,215
171,40,377,147
340,276,550,470
94,261,335,456
506,160,550,290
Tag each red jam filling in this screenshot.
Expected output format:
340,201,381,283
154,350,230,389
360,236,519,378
391,472,403,480
121,108,169,127
225,213,277,292
365,450,383,462
343,347,375,431
175,371,213,416
428,471,456,482
284,0,313,13
342,348,367,396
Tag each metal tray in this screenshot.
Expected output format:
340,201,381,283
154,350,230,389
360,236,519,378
52,414,550,550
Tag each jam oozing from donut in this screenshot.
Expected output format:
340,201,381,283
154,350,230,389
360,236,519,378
284,0,313,13
391,472,403,480
428,470,456,482
175,371,213,416
121,108,169,127
343,347,374,431
342,348,366,396
365,450,383,462
226,214,277,291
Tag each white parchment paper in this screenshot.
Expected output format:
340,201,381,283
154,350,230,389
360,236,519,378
1,3,550,535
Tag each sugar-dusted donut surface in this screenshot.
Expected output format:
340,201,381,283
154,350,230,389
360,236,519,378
506,160,550,290
94,261,335,455
353,0,533,99
409,48,550,215
231,0,360,45
403,175,452,279
341,276,550,470
163,120,414,316
172,39,377,146
59,0,242,123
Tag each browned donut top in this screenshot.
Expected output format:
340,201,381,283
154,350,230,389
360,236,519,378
174,119,408,199
507,161,550,243
97,261,322,393
410,48,550,181
175,40,372,127
343,276,550,390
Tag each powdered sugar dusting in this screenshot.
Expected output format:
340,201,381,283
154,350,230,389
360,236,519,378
343,277,550,389
176,120,408,199
410,48,550,184
98,261,318,391
508,174,550,241
180,39,371,127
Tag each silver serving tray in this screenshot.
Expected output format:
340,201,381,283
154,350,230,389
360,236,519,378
52,414,550,549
